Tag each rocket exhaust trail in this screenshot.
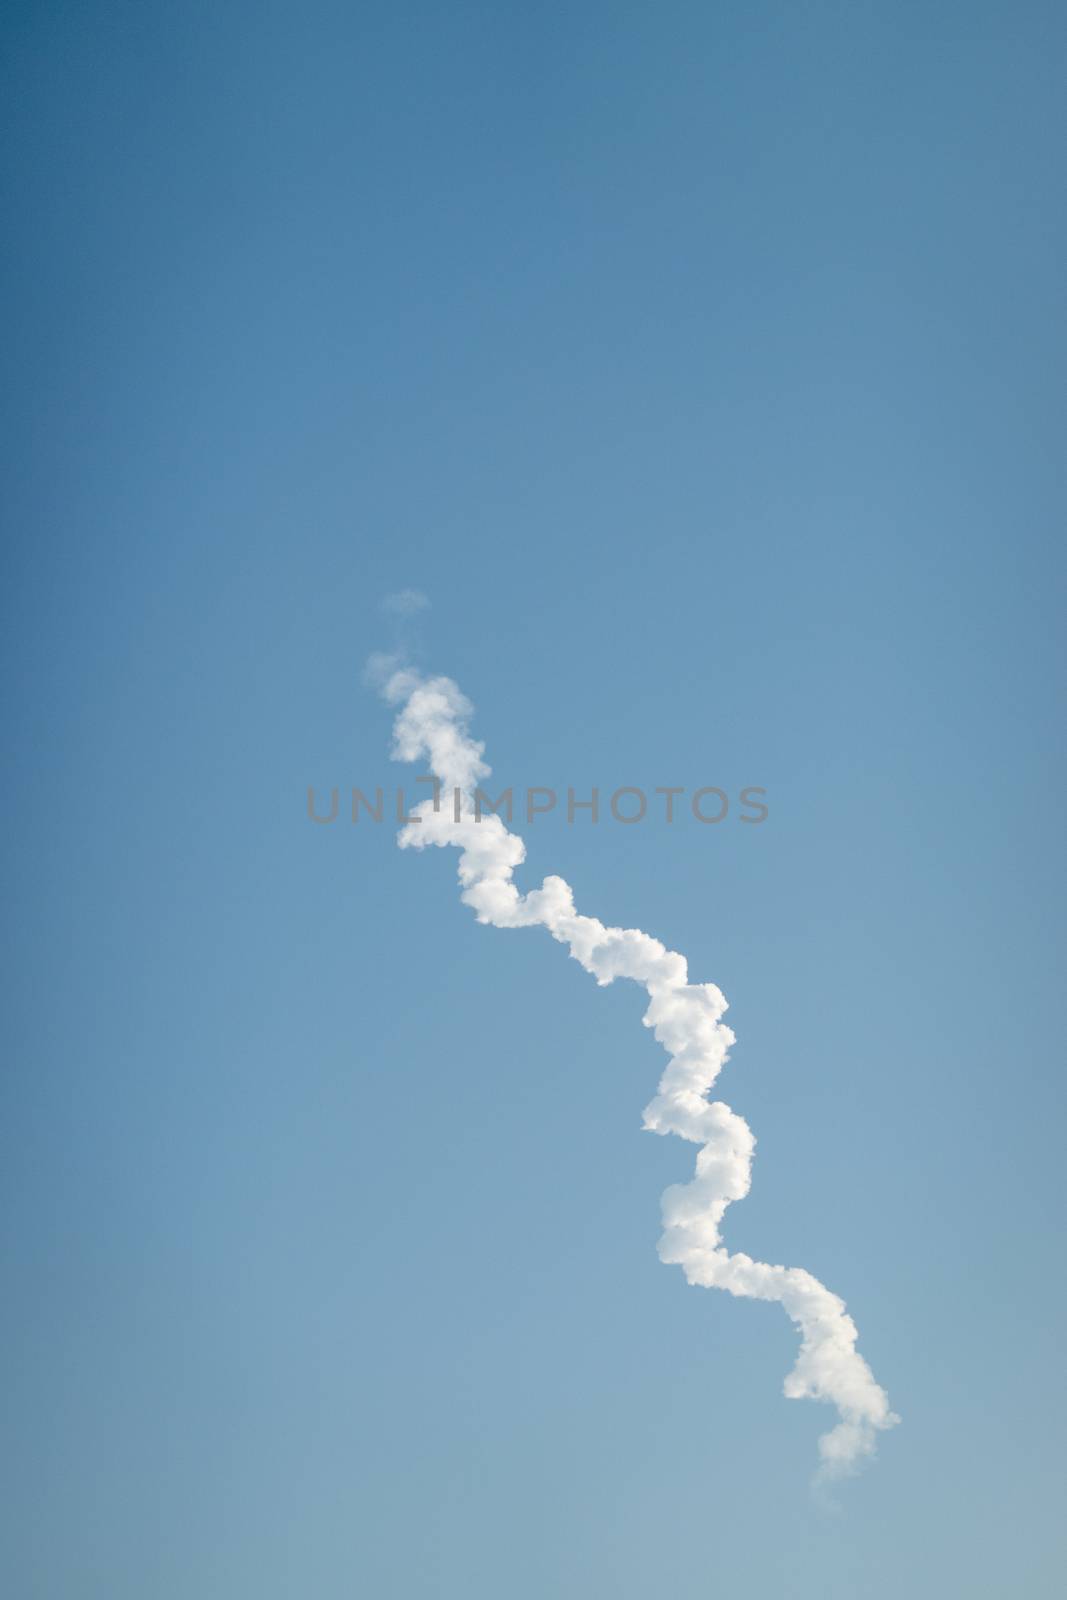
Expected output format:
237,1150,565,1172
377,667,898,1475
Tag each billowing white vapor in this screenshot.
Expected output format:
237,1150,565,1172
379,667,898,1474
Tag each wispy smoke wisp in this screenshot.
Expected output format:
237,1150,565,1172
380,588,430,617
379,667,898,1474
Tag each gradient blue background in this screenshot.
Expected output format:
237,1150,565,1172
3,3,1065,1595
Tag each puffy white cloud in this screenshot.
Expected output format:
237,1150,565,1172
379,665,898,1475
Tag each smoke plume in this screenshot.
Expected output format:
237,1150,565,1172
379,667,898,1475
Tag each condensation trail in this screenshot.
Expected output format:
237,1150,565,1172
378,666,898,1474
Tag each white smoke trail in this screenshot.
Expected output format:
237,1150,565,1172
378,666,898,1475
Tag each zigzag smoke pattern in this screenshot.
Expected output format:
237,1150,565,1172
379,667,897,1474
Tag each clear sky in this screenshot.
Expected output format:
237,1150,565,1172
2,3,1065,1596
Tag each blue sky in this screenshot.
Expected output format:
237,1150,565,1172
2,2,1065,1595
